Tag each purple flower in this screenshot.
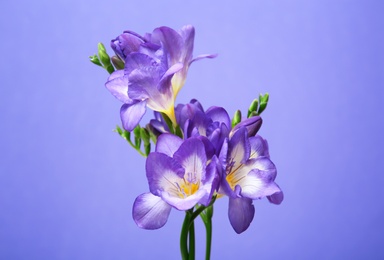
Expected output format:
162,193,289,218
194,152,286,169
220,127,283,234
106,26,216,131
132,135,220,229
151,99,231,156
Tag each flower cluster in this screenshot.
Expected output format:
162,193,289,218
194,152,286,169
135,99,283,233
91,25,283,258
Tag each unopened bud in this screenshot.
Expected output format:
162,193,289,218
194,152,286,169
231,110,242,127
111,56,125,70
247,99,259,117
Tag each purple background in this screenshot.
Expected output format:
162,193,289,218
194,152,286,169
1,0,383,259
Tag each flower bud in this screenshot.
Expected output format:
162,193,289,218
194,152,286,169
231,116,262,137
247,99,259,118
89,54,102,66
258,93,269,115
231,110,242,127
111,56,125,70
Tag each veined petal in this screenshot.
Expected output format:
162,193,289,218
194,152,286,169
179,25,195,63
249,135,270,159
228,197,255,234
105,70,130,103
158,62,183,93
237,158,280,199
161,188,206,211
146,152,185,197
156,134,183,157
152,26,183,63
228,127,250,166
173,138,207,185
120,100,147,131
132,193,172,230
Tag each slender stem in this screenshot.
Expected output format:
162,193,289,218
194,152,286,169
188,220,195,260
180,211,191,260
203,207,213,260
200,203,214,260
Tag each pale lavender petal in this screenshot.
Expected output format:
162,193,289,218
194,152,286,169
238,158,280,199
179,25,195,63
228,197,255,234
189,53,218,65
173,138,207,181
161,189,206,211
146,152,184,197
132,193,172,230
249,135,270,159
120,100,147,131
105,70,130,103
158,62,183,93
156,134,183,156
228,127,250,165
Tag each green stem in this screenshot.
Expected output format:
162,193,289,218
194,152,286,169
201,206,213,260
180,211,191,260
188,220,195,260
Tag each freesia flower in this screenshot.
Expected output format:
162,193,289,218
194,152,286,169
105,26,216,131
133,135,220,229
151,99,231,156
220,127,283,233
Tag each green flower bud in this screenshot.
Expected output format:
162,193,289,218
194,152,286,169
232,110,242,127
258,93,269,115
89,54,102,66
97,43,111,66
247,99,259,118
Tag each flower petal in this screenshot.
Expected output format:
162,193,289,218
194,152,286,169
199,155,221,205
152,26,183,63
228,127,250,165
206,106,231,129
189,53,218,66
156,134,183,157
146,152,184,197
249,135,270,159
132,193,172,230
120,100,147,131
111,32,143,60
105,70,131,103
228,197,255,234
158,62,183,93
237,157,280,199
173,138,207,183
161,188,206,211
268,189,284,205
